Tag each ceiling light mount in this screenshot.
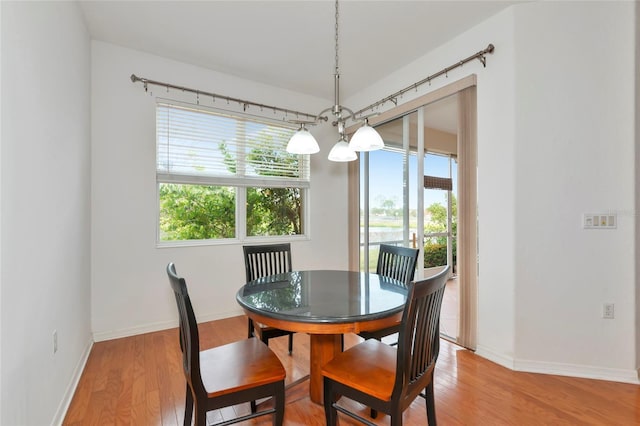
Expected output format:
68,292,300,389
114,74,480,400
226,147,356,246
286,0,385,162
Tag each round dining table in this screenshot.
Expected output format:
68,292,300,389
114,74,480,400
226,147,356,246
236,269,408,404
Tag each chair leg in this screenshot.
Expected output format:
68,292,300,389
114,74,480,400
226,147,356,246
194,404,207,426
390,406,404,426
323,379,338,426
183,384,193,426
248,319,254,339
368,330,401,419
273,381,285,426
425,381,437,425
288,333,293,355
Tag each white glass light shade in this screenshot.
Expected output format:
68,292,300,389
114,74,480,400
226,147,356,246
286,128,320,154
349,122,385,152
328,138,357,162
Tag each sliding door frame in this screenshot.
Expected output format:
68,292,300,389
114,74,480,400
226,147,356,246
347,74,478,349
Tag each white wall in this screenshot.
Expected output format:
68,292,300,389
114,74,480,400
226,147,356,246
1,2,92,425
90,42,350,340
0,4,4,423
348,1,637,382
347,3,520,366
512,1,636,381
636,0,640,374
89,1,637,383
0,1,634,424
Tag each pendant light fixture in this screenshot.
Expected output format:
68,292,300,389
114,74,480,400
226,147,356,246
286,123,320,154
349,117,385,151
285,0,385,161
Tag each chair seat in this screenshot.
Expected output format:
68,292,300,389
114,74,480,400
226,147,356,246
322,339,396,401
323,267,449,426
201,338,286,398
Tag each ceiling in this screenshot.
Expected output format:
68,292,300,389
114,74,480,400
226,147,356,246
79,1,519,101
79,1,522,135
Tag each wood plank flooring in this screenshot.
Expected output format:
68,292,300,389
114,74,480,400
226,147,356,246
63,315,640,425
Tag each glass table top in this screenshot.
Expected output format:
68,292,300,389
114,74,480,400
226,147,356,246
236,270,408,324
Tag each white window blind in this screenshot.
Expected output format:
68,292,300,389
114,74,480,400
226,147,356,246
156,101,309,188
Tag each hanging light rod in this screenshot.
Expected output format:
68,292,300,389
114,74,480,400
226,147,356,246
290,0,382,161
129,73,322,122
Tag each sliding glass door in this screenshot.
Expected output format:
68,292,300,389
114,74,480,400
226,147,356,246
423,152,458,339
348,78,478,350
359,112,418,272
355,97,462,344
423,153,457,273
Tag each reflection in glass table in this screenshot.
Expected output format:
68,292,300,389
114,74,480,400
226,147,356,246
237,270,407,404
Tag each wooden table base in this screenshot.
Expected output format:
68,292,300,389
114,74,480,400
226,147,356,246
309,334,342,404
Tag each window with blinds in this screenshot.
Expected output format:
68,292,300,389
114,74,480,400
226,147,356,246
156,101,309,243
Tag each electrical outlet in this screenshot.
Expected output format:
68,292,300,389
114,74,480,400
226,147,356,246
603,303,615,319
53,330,58,354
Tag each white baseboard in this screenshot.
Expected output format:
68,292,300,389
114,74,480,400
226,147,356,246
92,308,245,342
475,345,640,385
513,358,640,385
475,344,516,369
198,308,246,324
93,318,177,342
52,337,93,426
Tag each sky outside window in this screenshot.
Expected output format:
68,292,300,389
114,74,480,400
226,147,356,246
369,149,457,211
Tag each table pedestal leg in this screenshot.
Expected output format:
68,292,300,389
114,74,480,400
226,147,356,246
309,334,342,404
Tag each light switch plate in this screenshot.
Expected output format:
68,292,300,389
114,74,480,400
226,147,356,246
583,213,616,229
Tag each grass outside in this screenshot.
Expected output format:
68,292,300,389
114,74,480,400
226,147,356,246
361,245,381,272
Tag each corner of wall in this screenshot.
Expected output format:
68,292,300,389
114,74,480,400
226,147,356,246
50,338,93,426
0,2,3,423
635,0,640,375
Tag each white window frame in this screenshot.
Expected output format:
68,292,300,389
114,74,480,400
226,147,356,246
155,99,311,247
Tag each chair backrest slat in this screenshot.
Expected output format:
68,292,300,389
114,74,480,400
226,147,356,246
243,243,292,282
395,266,449,399
376,244,419,287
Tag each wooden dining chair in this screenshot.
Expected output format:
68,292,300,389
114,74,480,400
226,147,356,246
166,263,286,426
357,244,419,344
322,266,450,426
243,243,295,354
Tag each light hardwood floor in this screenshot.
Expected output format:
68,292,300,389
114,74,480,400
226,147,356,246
64,315,640,425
